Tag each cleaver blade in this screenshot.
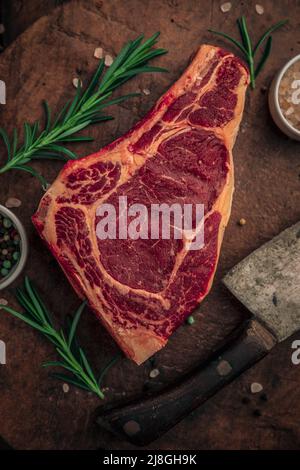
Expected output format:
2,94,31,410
223,221,300,343
96,222,300,446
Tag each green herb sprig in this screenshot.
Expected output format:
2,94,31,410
0,33,167,187
209,16,288,89
1,277,119,398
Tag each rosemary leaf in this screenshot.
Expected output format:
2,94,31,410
95,93,140,110
255,36,273,78
68,301,86,348
12,128,18,158
31,121,40,141
52,100,71,129
0,128,11,160
31,152,68,161
237,18,248,51
58,135,94,143
207,29,248,56
79,59,105,106
24,277,49,326
65,315,84,365
209,17,288,89
30,283,54,327
45,144,77,160
119,65,168,78
43,101,52,133
13,164,48,188
1,277,117,399
101,42,133,85
2,304,48,334
98,355,120,386
63,82,83,122
253,19,288,55
240,16,252,56
24,123,32,151
79,348,96,382
16,288,38,320
42,361,74,371
0,33,167,184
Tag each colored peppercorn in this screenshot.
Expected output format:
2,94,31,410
3,218,12,229
0,213,21,279
186,315,195,325
3,260,11,269
12,251,20,261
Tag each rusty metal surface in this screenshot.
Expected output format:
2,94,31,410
224,221,300,341
0,0,299,450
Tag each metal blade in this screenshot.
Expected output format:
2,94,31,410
223,221,300,342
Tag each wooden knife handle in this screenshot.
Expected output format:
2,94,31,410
96,319,276,446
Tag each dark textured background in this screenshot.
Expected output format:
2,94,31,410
0,0,299,450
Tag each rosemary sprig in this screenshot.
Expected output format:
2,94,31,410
0,33,167,186
209,16,288,89
0,277,119,399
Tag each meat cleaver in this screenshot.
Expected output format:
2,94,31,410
96,221,300,445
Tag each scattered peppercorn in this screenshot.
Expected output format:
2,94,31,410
186,315,195,325
253,409,262,417
238,218,247,226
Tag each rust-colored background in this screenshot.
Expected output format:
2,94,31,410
0,0,299,450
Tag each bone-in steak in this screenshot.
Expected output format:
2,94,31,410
32,45,249,364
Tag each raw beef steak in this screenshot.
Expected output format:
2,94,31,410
33,45,249,364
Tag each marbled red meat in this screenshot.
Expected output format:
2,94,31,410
32,45,249,364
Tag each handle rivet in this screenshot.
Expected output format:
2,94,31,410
123,420,141,436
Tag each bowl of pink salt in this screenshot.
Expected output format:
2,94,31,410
269,54,300,141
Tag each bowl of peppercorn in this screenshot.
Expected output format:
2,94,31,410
0,205,28,290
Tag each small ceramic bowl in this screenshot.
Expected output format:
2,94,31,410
269,54,300,141
0,205,28,290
